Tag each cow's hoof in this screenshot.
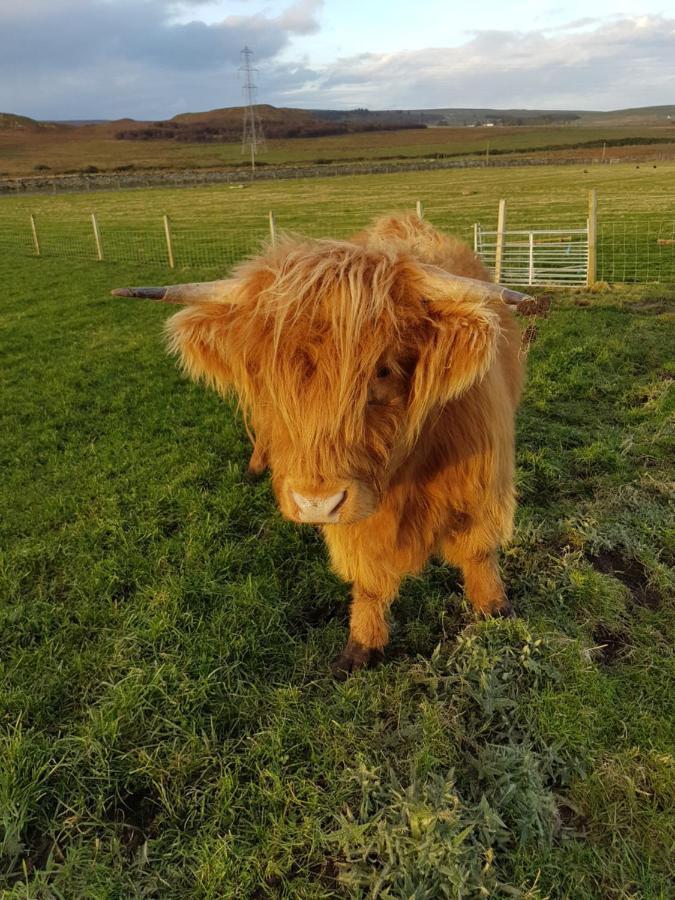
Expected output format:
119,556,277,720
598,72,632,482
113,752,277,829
475,597,515,618
244,466,267,482
495,599,515,618
487,597,515,618
331,639,384,680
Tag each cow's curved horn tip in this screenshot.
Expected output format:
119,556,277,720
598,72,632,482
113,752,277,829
111,286,167,300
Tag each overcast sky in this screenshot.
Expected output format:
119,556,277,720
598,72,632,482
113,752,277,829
1,0,674,119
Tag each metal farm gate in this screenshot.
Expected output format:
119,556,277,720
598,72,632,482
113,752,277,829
474,224,590,287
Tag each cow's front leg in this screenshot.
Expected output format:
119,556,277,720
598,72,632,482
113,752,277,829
331,581,398,679
246,438,268,477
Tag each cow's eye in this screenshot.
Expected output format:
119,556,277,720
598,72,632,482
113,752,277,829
376,366,391,379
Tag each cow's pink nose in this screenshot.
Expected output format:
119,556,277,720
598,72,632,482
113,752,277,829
291,489,346,523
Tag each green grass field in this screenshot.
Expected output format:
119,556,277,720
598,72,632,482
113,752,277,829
1,162,675,283
1,209,674,897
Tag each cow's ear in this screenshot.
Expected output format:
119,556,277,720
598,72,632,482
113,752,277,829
407,266,501,429
165,299,241,396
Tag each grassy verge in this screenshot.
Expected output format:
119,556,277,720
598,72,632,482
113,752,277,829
1,254,673,898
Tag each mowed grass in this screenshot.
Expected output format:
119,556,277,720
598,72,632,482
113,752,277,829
2,124,675,177
1,229,674,898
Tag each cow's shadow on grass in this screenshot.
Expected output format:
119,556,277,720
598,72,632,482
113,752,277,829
277,532,470,672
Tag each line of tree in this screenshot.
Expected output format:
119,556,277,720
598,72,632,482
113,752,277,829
116,120,425,142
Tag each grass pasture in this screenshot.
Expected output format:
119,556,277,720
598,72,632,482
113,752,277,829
1,162,675,283
1,188,674,897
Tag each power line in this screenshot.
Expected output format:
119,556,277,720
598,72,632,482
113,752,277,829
240,46,265,173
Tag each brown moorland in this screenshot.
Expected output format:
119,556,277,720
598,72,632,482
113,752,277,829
1,105,675,178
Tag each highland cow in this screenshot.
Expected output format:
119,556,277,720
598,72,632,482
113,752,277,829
113,214,528,676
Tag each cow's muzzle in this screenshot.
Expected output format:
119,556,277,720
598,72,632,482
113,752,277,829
291,489,347,524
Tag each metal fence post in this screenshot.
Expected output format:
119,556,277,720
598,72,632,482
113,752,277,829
528,232,535,286
416,200,424,220
587,189,597,286
163,215,175,268
268,210,276,246
30,214,41,256
91,213,103,261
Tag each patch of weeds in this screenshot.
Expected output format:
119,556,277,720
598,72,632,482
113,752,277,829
331,623,579,895
468,743,559,844
331,763,539,899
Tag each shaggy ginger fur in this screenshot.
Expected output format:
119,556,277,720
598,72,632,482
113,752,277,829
167,213,524,675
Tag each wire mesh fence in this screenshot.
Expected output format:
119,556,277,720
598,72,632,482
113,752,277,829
597,220,675,284
1,193,674,285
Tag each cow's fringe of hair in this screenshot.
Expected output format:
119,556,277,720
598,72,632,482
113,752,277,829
166,213,520,483
222,237,422,452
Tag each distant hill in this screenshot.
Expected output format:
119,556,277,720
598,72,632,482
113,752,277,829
53,119,112,126
0,112,39,129
355,106,675,127
575,105,675,125
0,112,69,131
170,104,316,127
111,104,422,142
2,104,673,146
107,104,675,142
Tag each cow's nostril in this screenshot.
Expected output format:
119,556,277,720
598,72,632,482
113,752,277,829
291,489,347,522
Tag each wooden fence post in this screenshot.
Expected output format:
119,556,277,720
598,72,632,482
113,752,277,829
587,189,597,286
495,199,507,283
528,232,535,286
268,210,276,246
163,215,175,268
91,213,103,261
416,200,424,220
473,222,479,253
30,214,41,257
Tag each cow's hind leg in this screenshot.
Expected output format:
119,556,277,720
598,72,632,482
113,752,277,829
441,529,513,618
331,580,399,679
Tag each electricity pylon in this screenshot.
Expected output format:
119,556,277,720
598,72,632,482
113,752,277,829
240,46,265,173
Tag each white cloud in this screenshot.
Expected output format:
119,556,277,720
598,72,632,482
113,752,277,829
276,15,675,110
0,7,672,119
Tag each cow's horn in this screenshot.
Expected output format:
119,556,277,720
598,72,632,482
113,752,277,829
421,266,547,314
111,280,233,304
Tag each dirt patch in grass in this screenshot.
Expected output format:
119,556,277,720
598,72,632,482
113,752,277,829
13,833,59,884
109,789,159,856
253,858,340,899
555,795,590,836
587,550,662,609
631,298,675,315
592,624,630,665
